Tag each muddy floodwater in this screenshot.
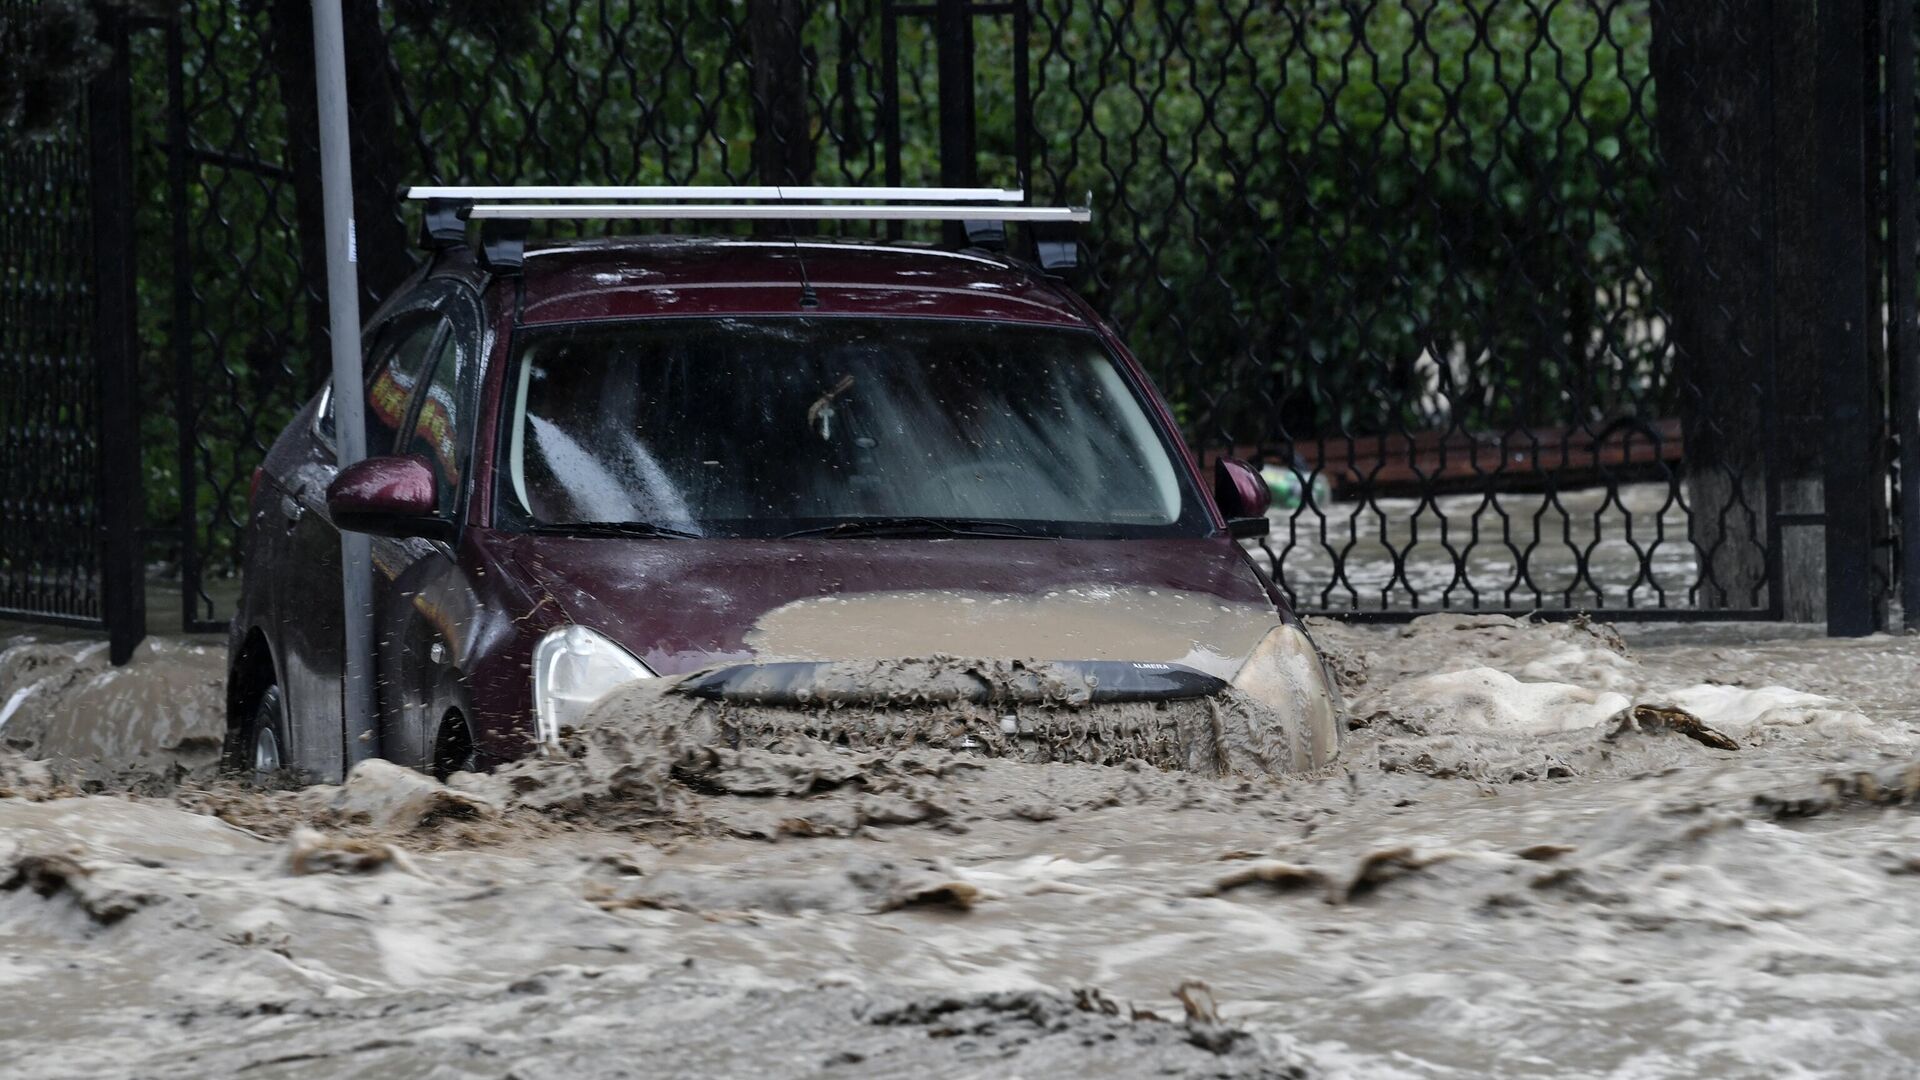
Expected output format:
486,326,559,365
4,615,1919,1078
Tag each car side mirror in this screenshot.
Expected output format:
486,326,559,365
1214,458,1271,539
327,455,451,540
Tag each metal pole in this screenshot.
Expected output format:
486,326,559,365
1012,0,1031,198
934,0,977,246
165,19,199,634
880,3,902,240
311,0,378,766
1886,0,1920,629
1818,0,1876,636
87,4,145,664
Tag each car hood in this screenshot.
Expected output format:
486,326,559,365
490,535,1283,681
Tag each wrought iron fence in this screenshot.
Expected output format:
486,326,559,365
9,0,1919,646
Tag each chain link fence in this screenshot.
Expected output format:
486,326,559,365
0,84,99,625
1,0,110,630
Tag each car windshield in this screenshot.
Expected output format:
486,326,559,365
497,317,1207,539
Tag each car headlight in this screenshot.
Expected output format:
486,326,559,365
1230,623,1344,770
531,625,655,747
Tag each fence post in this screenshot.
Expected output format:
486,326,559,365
1887,0,1920,630
1818,0,1877,636
934,0,977,246
933,0,978,188
1011,0,1031,195
746,0,813,188
87,3,145,664
880,4,901,189
164,16,202,632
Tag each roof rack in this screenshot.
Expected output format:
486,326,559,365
406,185,1090,277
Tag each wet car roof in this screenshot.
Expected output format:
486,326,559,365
514,237,1091,328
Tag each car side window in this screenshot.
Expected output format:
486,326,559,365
401,331,462,517
366,316,447,456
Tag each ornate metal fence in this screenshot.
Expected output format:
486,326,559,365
13,0,1918,648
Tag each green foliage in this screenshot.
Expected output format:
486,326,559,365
0,0,107,141
1022,0,1663,445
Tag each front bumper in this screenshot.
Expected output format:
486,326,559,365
676,658,1227,707
642,651,1338,779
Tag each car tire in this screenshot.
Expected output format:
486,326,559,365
232,683,293,780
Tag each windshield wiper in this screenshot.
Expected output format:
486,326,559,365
528,520,702,539
780,516,1039,539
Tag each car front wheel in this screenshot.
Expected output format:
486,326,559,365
233,683,293,780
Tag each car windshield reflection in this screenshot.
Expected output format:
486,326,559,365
497,317,1205,539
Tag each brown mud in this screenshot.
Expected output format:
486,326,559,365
747,586,1280,680
4,616,1920,1077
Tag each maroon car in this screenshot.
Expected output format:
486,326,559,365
227,217,1340,781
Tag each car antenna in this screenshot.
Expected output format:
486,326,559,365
780,187,820,310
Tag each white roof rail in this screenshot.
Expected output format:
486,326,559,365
406,184,1027,203
461,203,1089,223
407,184,1092,274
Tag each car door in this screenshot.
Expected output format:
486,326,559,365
370,281,486,770
278,307,448,781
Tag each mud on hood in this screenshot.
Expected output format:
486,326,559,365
497,535,1283,680
740,586,1276,681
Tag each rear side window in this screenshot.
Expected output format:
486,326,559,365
365,317,446,455
401,330,464,517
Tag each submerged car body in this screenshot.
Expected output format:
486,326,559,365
227,236,1340,781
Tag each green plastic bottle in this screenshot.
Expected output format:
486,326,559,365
1260,462,1329,511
